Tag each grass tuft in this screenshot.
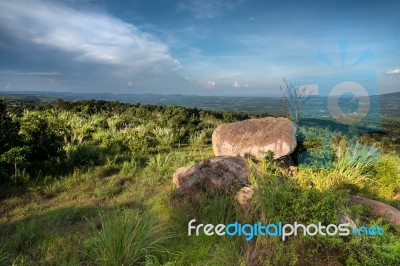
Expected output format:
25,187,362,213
87,209,173,265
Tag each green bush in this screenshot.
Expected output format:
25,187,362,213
65,144,102,167
373,156,400,198
296,126,337,168
19,111,63,162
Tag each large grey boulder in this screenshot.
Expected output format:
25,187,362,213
173,156,249,197
212,117,296,160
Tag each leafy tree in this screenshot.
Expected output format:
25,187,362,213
0,98,20,154
0,146,29,180
19,111,63,161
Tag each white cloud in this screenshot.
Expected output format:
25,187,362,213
385,68,400,75
0,72,63,76
199,80,216,88
178,0,245,19
0,1,176,69
127,81,133,86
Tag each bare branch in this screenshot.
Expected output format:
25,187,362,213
280,78,313,124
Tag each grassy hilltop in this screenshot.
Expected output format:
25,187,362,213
0,98,400,265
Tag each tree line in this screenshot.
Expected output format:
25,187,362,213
1,98,257,183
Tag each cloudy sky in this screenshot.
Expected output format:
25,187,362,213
0,0,399,95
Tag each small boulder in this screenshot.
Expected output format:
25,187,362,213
212,117,296,160
235,186,254,212
173,156,249,197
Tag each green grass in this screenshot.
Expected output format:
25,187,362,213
0,143,399,265
87,209,173,265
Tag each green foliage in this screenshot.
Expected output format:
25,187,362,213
64,144,102,167
345,141,380,165
120,158,140,175
153,127,174,150
296,126,336,168
0,146,29,182
199,193,238,225
189,130,207,148
0,147,28,165
373,156,400,198
147,153,175,177
1,98,399,265
87,209,173,266
0,98,20,155
19,111,63,162
12,220,44,253
342,222,400,265
122,125,154,153
0,245,9,264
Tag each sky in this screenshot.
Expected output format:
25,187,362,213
0,0,399,96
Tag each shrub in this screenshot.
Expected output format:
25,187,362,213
65,144,102,167
0,98,20,155
18,110,63,162
189,130,207,148
153,127,174,150
296,126,337,168
373,156,400,198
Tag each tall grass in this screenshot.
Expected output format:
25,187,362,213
147,153,175,176
0,245,9,265
332,141,380,188
87,209,173,265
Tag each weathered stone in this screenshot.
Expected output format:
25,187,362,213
235,186,254,212
349,195,400,227
173,156,249,196
212,117,296,160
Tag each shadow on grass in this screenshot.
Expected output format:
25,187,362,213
0,201,150,265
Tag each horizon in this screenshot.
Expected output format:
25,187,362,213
2,89,398,98
0,0,399,96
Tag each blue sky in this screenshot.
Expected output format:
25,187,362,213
0,0,399,95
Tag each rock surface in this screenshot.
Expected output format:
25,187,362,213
349,195,400,227
235,186,254,212
173,156,249,196
212,117,296,160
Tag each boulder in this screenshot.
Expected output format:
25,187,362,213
173,156,249,197
212,117,296,160
349,195,400,227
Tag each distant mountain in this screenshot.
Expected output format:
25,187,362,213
1,91,399,119
0,91,285,115
376,91,400,104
